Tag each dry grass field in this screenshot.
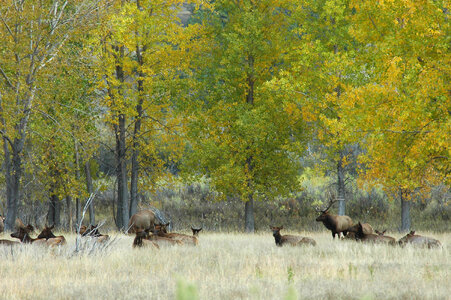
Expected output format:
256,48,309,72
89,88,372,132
0,230,450,300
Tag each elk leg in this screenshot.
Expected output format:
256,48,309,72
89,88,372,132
342,230,348,237
332,232,336,239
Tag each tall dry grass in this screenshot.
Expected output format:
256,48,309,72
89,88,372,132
0,230,449,300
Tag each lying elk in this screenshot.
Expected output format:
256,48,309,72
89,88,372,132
398,231,442,249
270,226,316,247
79,225,110,243
346,223,374,239
191,227,202,237
128,210,156,234
155,223,198,246
37,225,67,246
315,200,353,239
133,230,159,249
10,227,61,247
355,222,396,245
144,228,183,246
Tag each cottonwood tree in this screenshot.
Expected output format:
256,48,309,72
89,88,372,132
91,0,204,229
268,0,363,215
184,0,307,232
0,0,102,231
345,0,450,230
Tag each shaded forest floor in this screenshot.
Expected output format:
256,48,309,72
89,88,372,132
0,231,450,299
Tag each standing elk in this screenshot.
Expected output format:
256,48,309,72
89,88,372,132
191,227,202,237
398,231,442,249
37,225,67,245
128,210,156,234
270,226,316,247
355,222,396,245
315,200,353,239
155,223,198,246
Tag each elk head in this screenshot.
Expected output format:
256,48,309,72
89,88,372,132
191,227,202,236
315,199,337,222
37,224,56,239
375,230,387,236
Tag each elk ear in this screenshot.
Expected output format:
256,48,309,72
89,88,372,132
382,230,387,234
410,231,415,235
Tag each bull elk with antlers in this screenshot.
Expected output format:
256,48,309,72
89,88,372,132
315,200,353,239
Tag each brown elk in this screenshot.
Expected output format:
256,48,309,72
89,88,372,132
155,223,198,246
355,222,396,245
79,225,110,243
270,226,316,247
127,210,156,234
315,200,353,239
36,225,67,246
10,227,49,246
133,230,159,249
191,227,202,237
398,231,442,249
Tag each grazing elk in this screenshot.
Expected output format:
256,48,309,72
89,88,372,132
270,226,316,247
79,225,110,243
191,227,202,237
133,230,159,249
37,225,67,246
315,200,353,239
155,223,198,246
398,231,442,249
128,210,156,234
355,222,396,245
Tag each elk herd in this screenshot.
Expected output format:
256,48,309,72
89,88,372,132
271,200,442,248
0,202,444,250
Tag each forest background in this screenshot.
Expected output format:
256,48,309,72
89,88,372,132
0,0,449,233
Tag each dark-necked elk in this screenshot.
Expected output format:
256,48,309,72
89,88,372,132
127,210,156,234
315,200,353,239
10,227,52,246
36,225,67,246
191,227,202,237
270,226,316,247
155,223,198,246
355,222,396,245
133,230,159,249
79,225,110,243
398,231,442,249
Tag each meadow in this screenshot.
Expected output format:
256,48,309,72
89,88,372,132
0,230,449,300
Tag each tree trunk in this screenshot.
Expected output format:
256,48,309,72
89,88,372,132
400,189,411,232
4,149,22,231
74,142,81,226
47,194,60,227
244,195,255,233
84,160,95,225
115,113,129,230
337,151,346,216
66,195,72,231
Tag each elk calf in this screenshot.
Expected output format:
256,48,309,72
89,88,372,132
315,200,353,239
398,231,442,249
270,226,316,247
